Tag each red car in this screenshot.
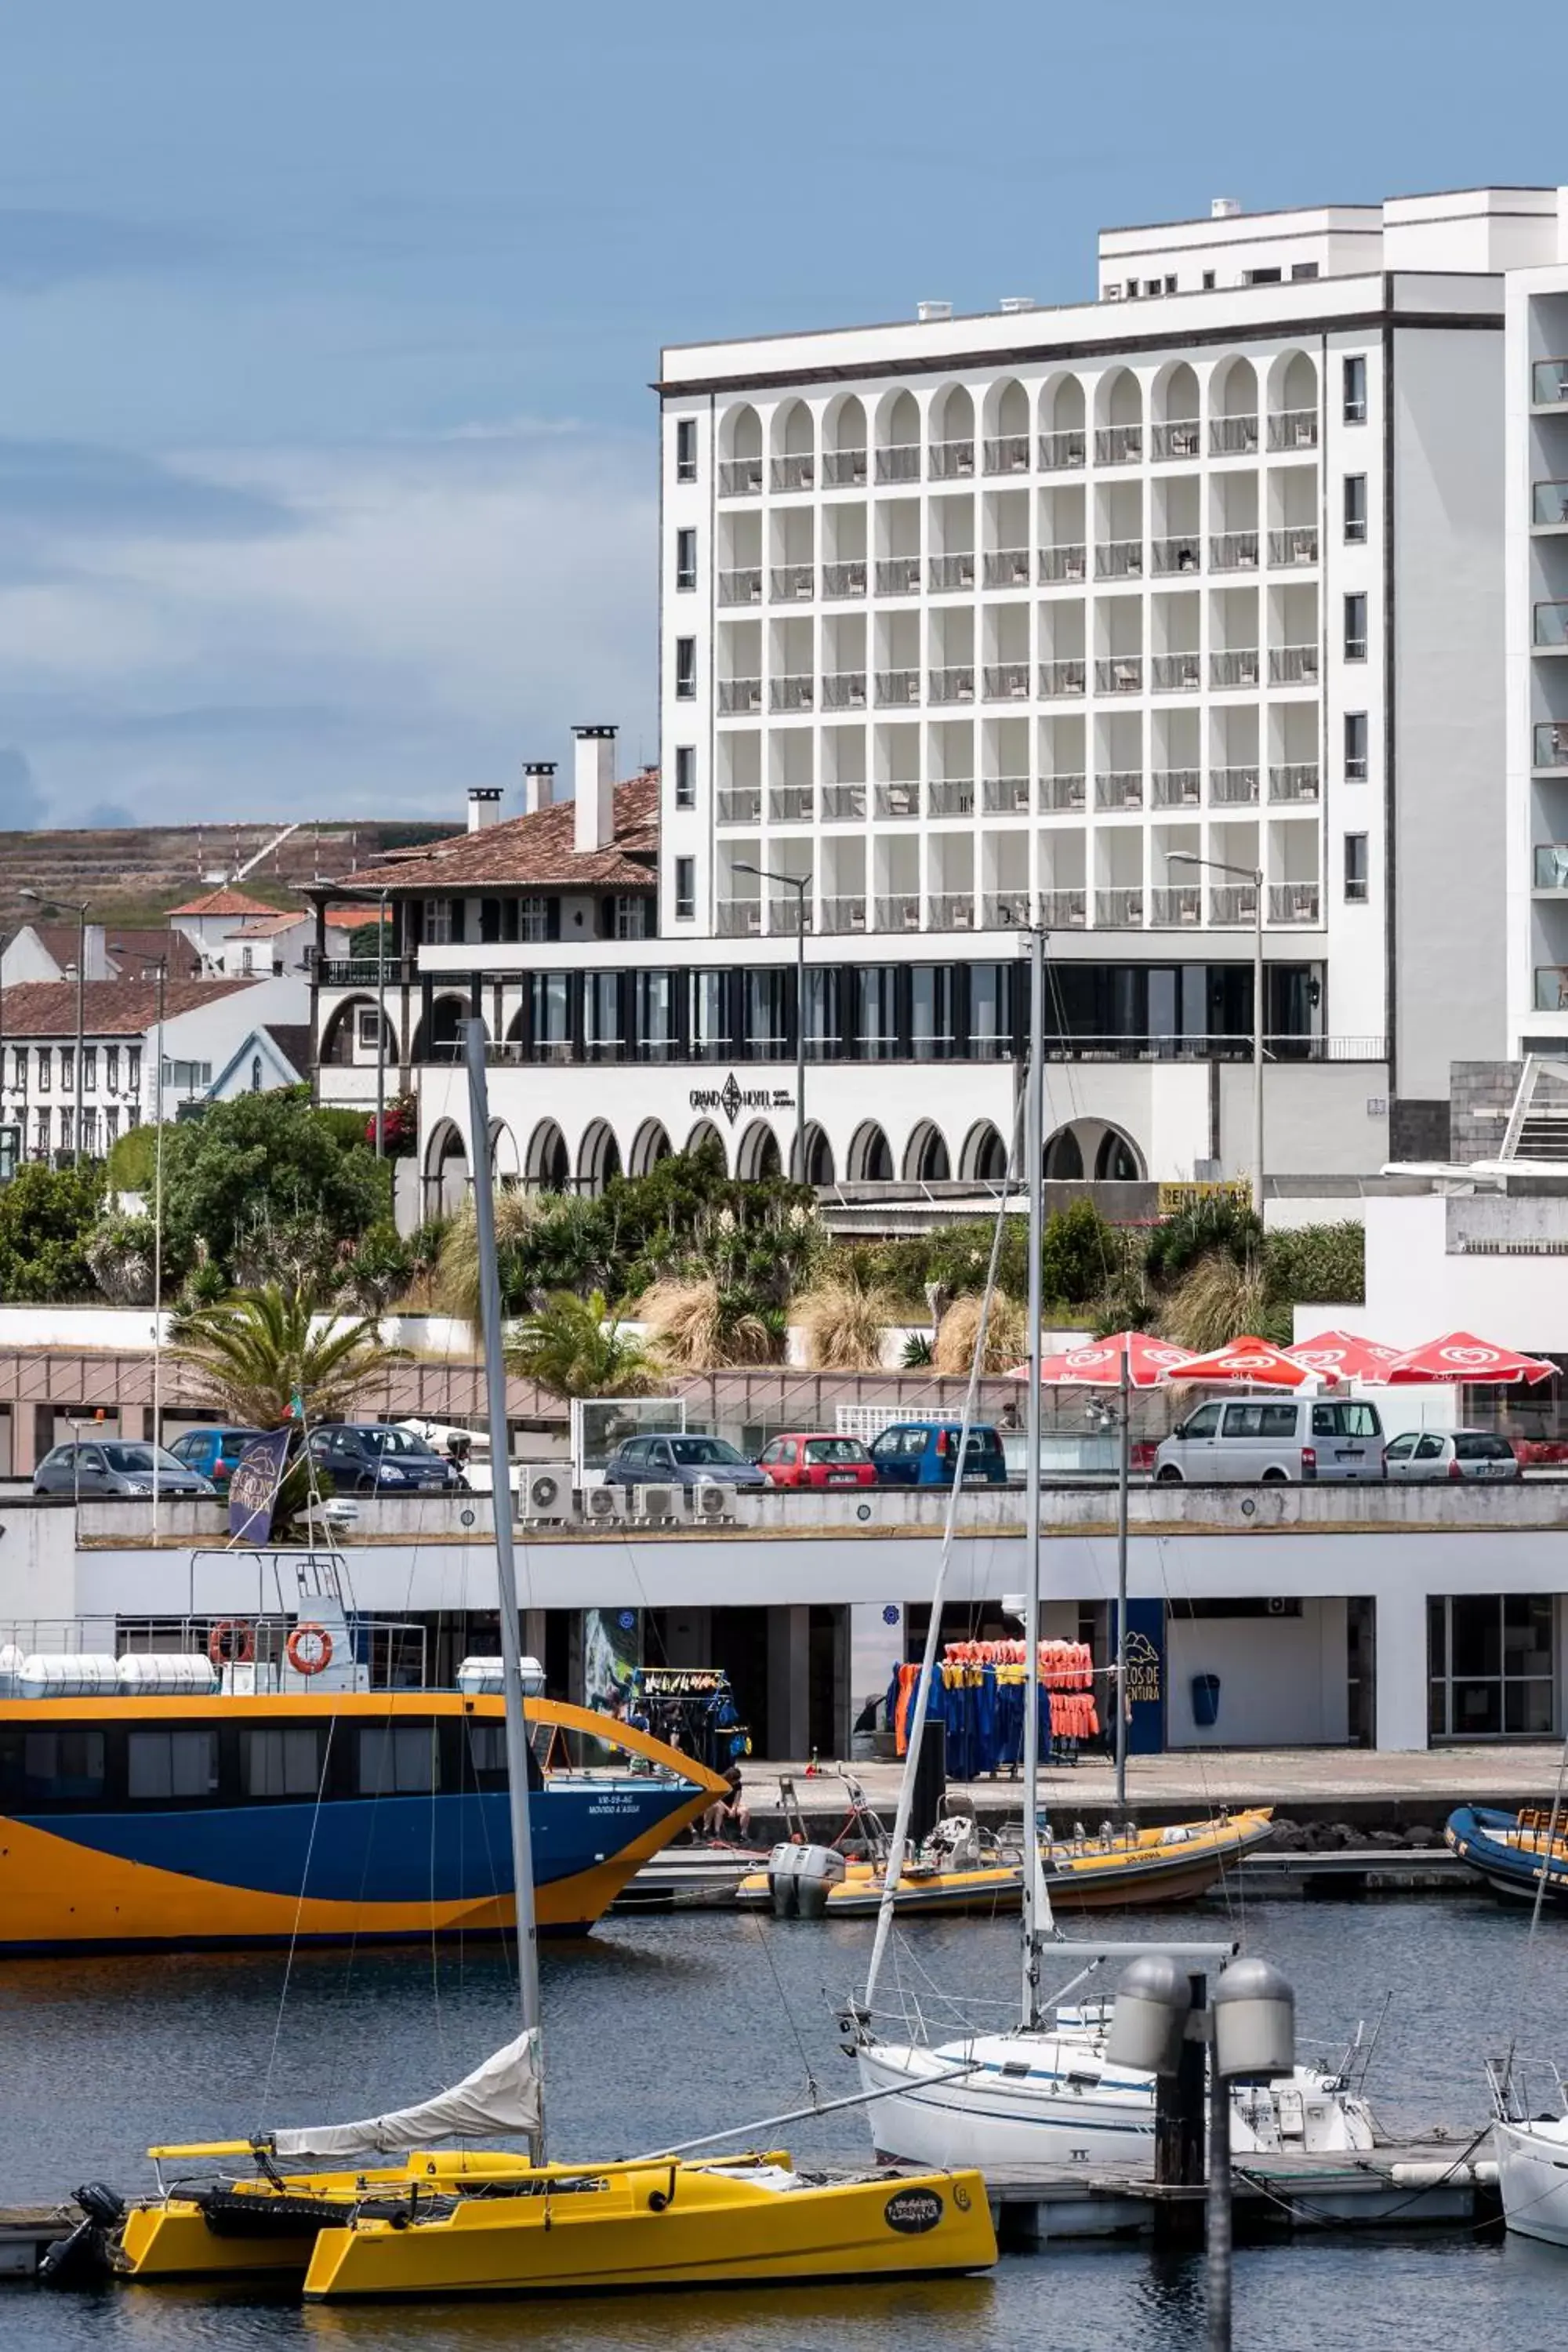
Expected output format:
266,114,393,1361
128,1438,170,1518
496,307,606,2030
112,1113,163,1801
756,1433,878,1490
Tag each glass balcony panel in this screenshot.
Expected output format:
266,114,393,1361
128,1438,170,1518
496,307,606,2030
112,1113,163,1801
1269,644,1320,685
1040,887,1087,927
1039,771,1087,811
822,560,867,599
928,439,975,480
983,547,1035,588
768,673,814,713
1535,966,1568,1009
820,895,868,932
1210,766,1259,805
1267,408,1319,451
874,557,921,595
1151,419,1202,460
1152,536,1201,575
1534,844,1568,889
1210,415,1259,456
716,787,763,826
873,781,920,819
1269,762,1320,804
1269,882,1321,923
820,783,867,821
1268,526,1319,566
717,568,762,605
1534,482,1568,527
768,786,815,823
823,448,868,487
875,445,921,484
717,677,762,714
927,778,975,815
770,454,815,492
716,898,764,935
1096,539,1144,579
982,662,1030,701
1095,655,1144,694
1037,543,1087,583
718,458,763,497
1534,721,1568,768
821,670,867,710
1152,887,1202,925
877,893,922,929
1151,768,1202,808
1095,887,1145,927
1152,652,1203,691
1094,425,1142,465
1209,531,1260,572
1211,648,1262,688
981,774,1033,814
928,552,976,590
927,892,975,929
1537,604,1568,648
982,890,1032,927
1039,429,1087,470
770,564,815,601
929,664,976,703
1039,659,1087,698
983,434,1032,474
1094,770,1143,810
875,667,922,705
1210,885,1258,924
1532,361,1568,405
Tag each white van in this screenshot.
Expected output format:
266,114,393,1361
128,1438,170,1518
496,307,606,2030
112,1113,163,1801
1153,1396,1385,1483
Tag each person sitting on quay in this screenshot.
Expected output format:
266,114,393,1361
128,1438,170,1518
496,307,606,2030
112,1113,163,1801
702,1763,751,1842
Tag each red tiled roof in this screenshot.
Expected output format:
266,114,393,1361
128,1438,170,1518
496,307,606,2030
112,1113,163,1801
226,913,305,937
325,905,387,930
2,977,262,1038
168,886,282,919
318,771,659,895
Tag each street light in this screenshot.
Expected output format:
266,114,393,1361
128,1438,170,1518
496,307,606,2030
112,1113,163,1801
19,889,89,1166
1168,851,1265,1217
732,864,812,1184
374,885,390,1162
116,946,169,1541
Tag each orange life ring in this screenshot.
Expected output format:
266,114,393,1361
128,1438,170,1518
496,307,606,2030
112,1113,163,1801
286,1622,334,1676
208,1619,255,1668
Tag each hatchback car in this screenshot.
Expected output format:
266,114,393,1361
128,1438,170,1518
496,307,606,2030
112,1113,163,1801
167,1427,270,1490
868,1421,1010,1486
1384,1428,1522,1482
1154,1396,1385,1483
756,1433,877,1490
34,1442,217,1499
602,1435,768,1490
306,1422,465,1494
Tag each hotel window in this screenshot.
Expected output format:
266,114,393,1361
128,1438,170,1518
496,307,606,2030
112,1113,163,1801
32,1108,48,1155
633,971,675,1062
1345,711,1369,782
911,966,956,1062
1343,474,1367,545
969,964,1015,1060
424,898,453,946
127,1047,141,1094
583,973,624,1062
674,856,696,921
1343,354,1367,424
60,1047,74,1091
744,969,789,1061
10,1047,24,1088
106,1045,119,1091
803,967,841,1060
851,967,900,1062
1343,592,1368,662
104,1107,118,1145
1201,270,1216,290
613,895,648,940
676,528,697,591
528,974,572,1062
675,417,697,484
675,638,696,699
1290,261,1319,280
674,746,696,809
1344,834,1369,904
125,1105,140,1131
58,1107,74,1154
688,970,731,1062
82,1046,96,1091
80,1108,98,1154
38,1048,51,1092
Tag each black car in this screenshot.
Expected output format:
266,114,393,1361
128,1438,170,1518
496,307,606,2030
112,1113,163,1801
306,1423,465,1495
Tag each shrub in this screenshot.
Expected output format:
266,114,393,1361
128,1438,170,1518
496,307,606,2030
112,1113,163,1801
932,1289,1028,1375
1038,1198,1119,1306
794,1272,898,1370
637,1276,781,1369
1265,1221,1365,1308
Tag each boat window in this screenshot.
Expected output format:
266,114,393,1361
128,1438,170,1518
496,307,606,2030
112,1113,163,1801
127,1730,220,1801
358,1724,441,1795
242,1727,324,1798
0,1729,106,1805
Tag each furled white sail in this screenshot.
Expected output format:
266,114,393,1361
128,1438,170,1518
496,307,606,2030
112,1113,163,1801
270,2031,542,2161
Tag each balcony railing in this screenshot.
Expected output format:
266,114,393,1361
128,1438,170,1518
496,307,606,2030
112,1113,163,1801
1210,765,1259,805
1152,535,1201,576
1211,647,1261,688
823,448,868,487
876,667,921,705
927,777,975,815
1536,604,1568,649
1096,655,1144,694
1210,530,1260,571
1151,651,1203,691
1269,762,1320,804
1040,887,1087,927
821,670,868,710
822,560,867,599
1535,966,1568,1010
877,893,922,929
318,956,419,987
1095,424,1142,465
1151,418,1202,461
982,661,1030,700
1269,525,1319,566
768,895,811,935
716,787,763,826
983,547,1034,589
1270,883,1321,924
1534,482,1568,528
769,786,815,823
1040,658,1087,698
1270,643,1320,685
930,664,976,703
821,783,867,820
1095,770,1143,811
1535,844,1568,890
927,892,975,929
1038,542,1088,583
875,444,920,484
1040,772,1087,812
1152,767,1202,808
718,457,763,498
1533,361,1568,406
928,552,976,590
1040,428,1087,470
982,774,1033,815
1210,415,1259,456
1096,887,1145,927
770,453,814,492
1210,885,1258,925
929,438,975,480
771,564,815,601
1268,408,1319,452
982,890,1031,927
717,676,762,714
769,673,814,713
983,434,1032,474
717,567,762,605
1535,722,1568,768
874,557,920,595
1096,538,1144,579
819,895,868,933
716,898,763,936
1151,887,1202,925
873,782,920,820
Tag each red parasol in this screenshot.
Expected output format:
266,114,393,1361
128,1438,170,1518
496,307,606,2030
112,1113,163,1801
1162,1335,1322,1388
1383,1331,1557,1385
1009,1331,1197,1388
1286,1330,1405,1382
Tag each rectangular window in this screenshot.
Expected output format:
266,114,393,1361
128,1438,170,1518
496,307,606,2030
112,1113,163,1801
37,1048,51,1092
105,1045,119,1091
0,1729,106,1806
1290,261,1320,280
673,746,696,809
60,1047,74,1091
58,1106,73,1154
675,527,697,591
81,1108,98,1155
613,895,648,940
1201,270,1216,290
9,1047,23,1088
675,637,696,699
675,417,697,484
1345,711,1369,782
804,967,841,1060
851,967,900,1061
674,856,696,921
127,1048,141,1094
1344,474,1367,544
105,1107,118,1145
33,1107,49,1154
1344,592,1368,661
688,970,730,1059
744,969,789,1061
242,1727,323,1798
633,971,675,1061
82,1047,96,1091
1344,833,1369,903
127,1730,219,1801
358,1724,439,1795
1243,266,1282,285
424,899,453,946
911,967,956,1062
519,897,549,942
528,974,572,1062
969,964,1014,1060
355,1005,387,1052
1163,274,1177,294
1343,354,1367,424
583,973,623,1062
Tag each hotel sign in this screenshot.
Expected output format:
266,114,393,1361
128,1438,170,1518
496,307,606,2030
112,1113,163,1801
688,1073,795,1126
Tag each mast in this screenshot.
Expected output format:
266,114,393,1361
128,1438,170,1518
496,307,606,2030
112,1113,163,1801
1020,924,1047,2030
466,1019,545,2162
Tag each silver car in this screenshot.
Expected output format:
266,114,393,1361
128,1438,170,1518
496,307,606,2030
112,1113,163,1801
1153,1395,1385,1483
33,1441,218,1499
1383,1429,1520,1483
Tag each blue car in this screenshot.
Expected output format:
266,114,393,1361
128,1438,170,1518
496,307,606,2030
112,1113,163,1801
869,1421,1010,1487
166,1426,270,1490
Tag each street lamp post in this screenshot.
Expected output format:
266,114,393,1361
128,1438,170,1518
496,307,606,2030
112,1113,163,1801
374,886,390,1161
117,947,169,1539
1169,851,1265,1218
732,864,812,1182
19,890,89,1167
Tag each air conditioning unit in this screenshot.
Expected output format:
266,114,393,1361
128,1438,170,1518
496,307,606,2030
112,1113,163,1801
521,1468,571,1522
689,1482,739,1522
630,1484,681,1522
579,1482,622,1522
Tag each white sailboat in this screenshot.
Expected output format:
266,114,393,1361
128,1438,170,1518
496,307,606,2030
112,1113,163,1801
1486,1762,1568,2245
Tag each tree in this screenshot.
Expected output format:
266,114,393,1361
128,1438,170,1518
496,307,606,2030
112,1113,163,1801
1038,1198,1118,1306
157,1093,390,1286
505,1290,664,1398
0,1163,106,1302
168,1283,405,1427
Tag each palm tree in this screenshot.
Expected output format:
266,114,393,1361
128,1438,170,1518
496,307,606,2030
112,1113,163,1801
169,1283,405,1428
506,1289,664,1399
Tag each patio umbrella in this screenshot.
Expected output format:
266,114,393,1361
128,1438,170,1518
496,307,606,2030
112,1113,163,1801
1161,1335,1323,1387
1383,1331,1557,1385
1286,1329,1405,1382
1008,1331,1197,1388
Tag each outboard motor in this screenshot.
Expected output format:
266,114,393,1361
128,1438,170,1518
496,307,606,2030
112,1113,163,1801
766,1842,845,1918
38,2183,125,2287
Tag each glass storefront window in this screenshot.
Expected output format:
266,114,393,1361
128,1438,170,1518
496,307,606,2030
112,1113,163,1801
528,974,571,1062
852,967,900,1061
804,967,840,1060
633,972,674,1061
583,974,622,1062
970,963,1014,1058
1428,1595,1555,1740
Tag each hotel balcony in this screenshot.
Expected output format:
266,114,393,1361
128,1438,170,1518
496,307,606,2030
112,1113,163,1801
770,454,815,492
823,448,868,488
875,444,921,485
982,890,1032,927
1210,414,1260,456
1040,771,1087,812
982,661,1030,701
984,547,1035,590
1269,643,1320,685
1095,770,1143,811
929,552,976,590
318,955,419,987
1534,844,1568,891
875,557,921,596
1268,408,1319,452
1151,886,1202,926
1536,604,1568,652
1151,652,1202,691
1038,543,1087,584
821,783,867,821
982,774,1032,815
769,786,815,823
983,434,1032,475
718,458,764,498
1269,525,1319,567
1152,535,1201,576
1269,882,1321,924
927,892,975,930
876,667,921,706
1210,531,1260,572
718,567,762,606
929,439,975,481
1040,659,1087,698
769,673,814,713
1532,361,1568,408
927,777,975,815
717,676,763,715
1210,648,1261,688
716,898,764,936
716,786,763,826
1152,767,1202,808
822,560,867,599
1151,418,1202,461
1095,425,1142,466
821,670,868,710
873,781,920,819
770,564,815,601
1096,655,1144,695
877,893,922,930
1040,887,1087,927
1040,429,1087,470
1269,762,1320,804
1210,884,1259,925
768,894,811,935
930,664,976,704
1534,481,1568,530
1210,766,1259,806
1096,887,1145,927
1096,539,1143,580
819,895,868,933
1535,966,1568,1011
1535,722,1568,769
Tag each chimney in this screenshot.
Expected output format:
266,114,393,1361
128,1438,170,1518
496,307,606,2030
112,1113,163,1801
1210,196,1241,220
572,725,617,855
467,787,504,833
522,760,557,817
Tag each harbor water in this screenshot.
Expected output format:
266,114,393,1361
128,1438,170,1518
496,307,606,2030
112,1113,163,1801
5,1890,1568,2349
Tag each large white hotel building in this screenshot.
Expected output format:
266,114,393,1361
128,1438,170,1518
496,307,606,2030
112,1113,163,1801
312,187,1568,1207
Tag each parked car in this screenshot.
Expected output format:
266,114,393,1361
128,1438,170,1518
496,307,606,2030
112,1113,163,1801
33,1442,217,1499
756,1433,878,1490
167,1426,270,1489
601,1435,768,1490
1153,1396,1385,1484
1384,1428,1522,1482
306,1422,466,1494
869,1421,1010,1486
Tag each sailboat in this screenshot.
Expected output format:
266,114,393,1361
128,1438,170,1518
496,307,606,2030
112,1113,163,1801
107,1022,996,2301
1483,1760,1568,2243
845,926,1375,2175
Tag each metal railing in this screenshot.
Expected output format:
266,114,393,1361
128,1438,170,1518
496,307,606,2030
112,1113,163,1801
1269,883,1321,923
1152,768,1201,808
1536,723,1568,768
1534,361,1568,406
769,786,815,823
821,670,867,710
1151,652,1203,690
1040,428,1087,470
1095,770,1143,810
822,560,867,599
717,677,762,714
819,895,868,933
982,891,1032,927
1270,643,1320,684
1269,763,1320,804
1210,766,1259,804
1269,525,1319,566
875,444,921,484
874,557,921,595
1038,543,1087,583
770,453,815,492
1096,887,1145,927
821,783,868,820
1095,424,1142,464
1536,604,1568,649
876,668,921,705
1210,530,1260,571
716,898,764,936
767,894,811,935
877,893,922,929
769,673,814,712
983,547,1034,588
318,956,418,986
1535,967,1568,1010
718,567,762,605
716,787,762,826
1096,539,1144,579
1096,655,1144,694
1210,885,1258,924
927,777,975,815
1534,844,1568,890
1151,887,1202,925
927,892,975,929
718,457,763,497
1040,887,1087,926
1210,414,1259,455
771,564,815,601
982,661,1030,700
929,664,976,703
1039,772,1087,811
1040,659,1087,697
1534,482,1568,527
928,552,976,590
983,434,1032,474
873,782,920,819
1211,648,1261,688
1268,408,1319,451
823,448,868,487
929,438,975,479
1152,535,1201,575
1152,418,1202,460
982,774,1032,814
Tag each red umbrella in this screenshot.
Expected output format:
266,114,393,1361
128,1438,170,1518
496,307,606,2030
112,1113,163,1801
1009,1331,1196,1388
1162,1336,1323,1388
1287,1329,1405,1382
1384,1331,1557,1385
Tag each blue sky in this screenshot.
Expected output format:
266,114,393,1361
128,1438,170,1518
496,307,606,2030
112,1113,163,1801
0,0,1551,827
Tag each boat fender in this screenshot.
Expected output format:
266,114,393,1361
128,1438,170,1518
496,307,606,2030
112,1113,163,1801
287,1622,334,1675
209,1619,255,1668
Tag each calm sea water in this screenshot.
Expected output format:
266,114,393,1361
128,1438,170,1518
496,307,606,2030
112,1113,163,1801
6,1890,1568,2351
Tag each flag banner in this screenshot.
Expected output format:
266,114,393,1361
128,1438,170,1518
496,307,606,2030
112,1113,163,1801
228,1428,292,1543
